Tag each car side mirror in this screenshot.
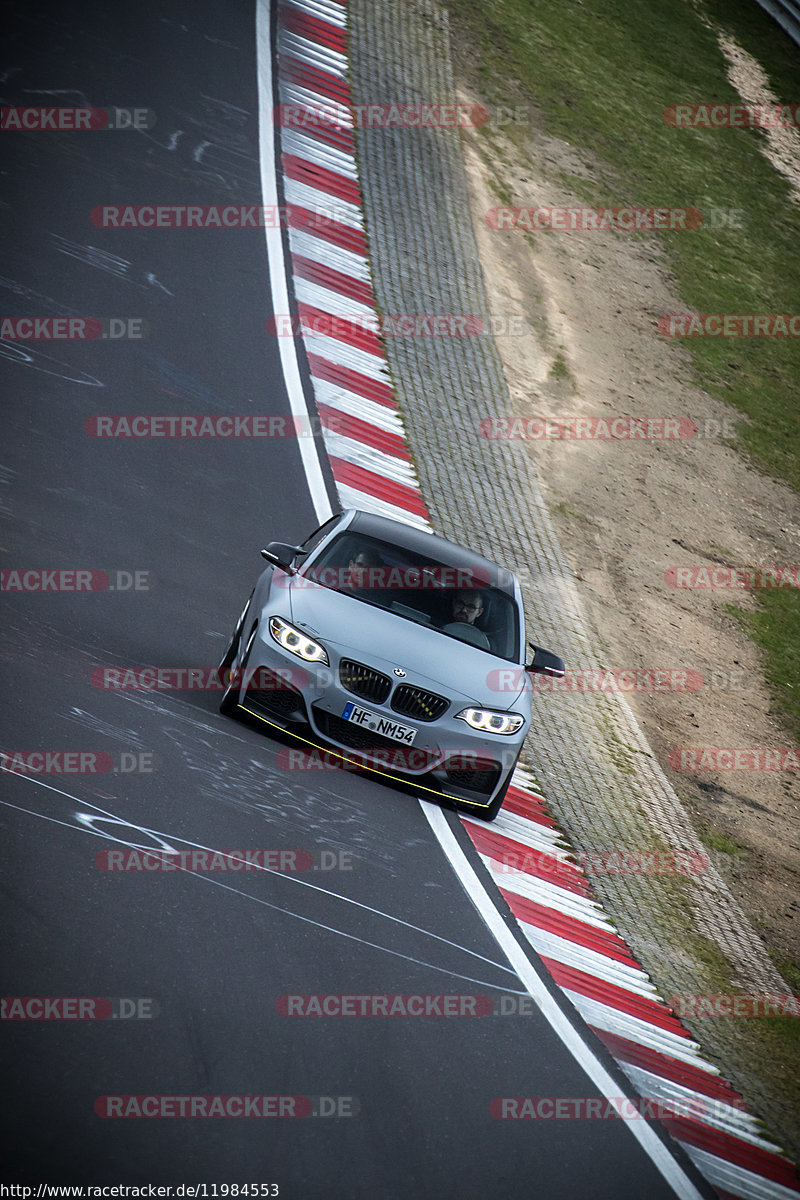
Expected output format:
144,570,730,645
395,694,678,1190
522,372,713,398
525,644,565,678
261,541,303,572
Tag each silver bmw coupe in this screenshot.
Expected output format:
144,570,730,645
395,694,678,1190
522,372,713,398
219,509,564,820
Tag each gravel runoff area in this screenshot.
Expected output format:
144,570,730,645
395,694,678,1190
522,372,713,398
347,0,796,1158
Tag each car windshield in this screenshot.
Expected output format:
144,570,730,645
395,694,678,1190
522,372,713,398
301,532,520,661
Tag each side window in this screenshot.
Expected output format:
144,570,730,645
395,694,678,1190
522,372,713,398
295,516,340,564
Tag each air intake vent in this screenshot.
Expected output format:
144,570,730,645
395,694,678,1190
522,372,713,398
391,685,448,722
339,659,392,705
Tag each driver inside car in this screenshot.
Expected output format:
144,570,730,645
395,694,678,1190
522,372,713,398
449,589,485,625
436,588,492,650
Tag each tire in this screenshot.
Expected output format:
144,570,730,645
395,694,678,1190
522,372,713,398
469,760,517,822
219,621,257,717
218,590,253,674
219,677,241,716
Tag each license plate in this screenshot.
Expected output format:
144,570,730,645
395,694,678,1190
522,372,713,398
341,702,416,745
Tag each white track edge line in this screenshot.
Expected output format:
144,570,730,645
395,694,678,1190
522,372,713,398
257,0,333,527
421,801,705,1199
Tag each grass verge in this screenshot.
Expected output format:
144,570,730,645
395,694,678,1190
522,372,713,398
445,0,800,489
727,589,800,740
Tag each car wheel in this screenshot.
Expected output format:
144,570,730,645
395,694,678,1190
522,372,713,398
472,761,517,822
219,622,257,717
218,590,253,675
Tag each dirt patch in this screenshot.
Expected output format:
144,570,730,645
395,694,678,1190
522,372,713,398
715,26,800,204
454,96,800,968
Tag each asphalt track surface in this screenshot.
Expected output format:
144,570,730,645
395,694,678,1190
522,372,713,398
0,2,714,1195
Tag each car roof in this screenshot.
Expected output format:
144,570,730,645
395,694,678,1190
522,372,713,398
347,510,518,597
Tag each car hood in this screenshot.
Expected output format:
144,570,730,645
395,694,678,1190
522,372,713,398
284,579,526,709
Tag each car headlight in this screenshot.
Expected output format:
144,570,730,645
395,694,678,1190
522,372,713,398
456,708,525,736
269,616,328,665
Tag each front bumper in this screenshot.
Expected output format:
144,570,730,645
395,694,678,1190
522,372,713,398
230,637,524,811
